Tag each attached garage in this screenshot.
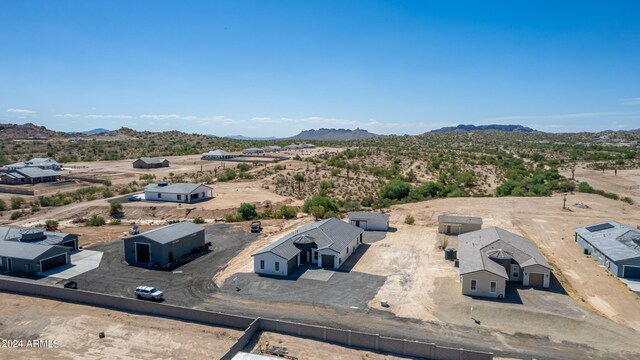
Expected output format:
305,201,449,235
528,273,545,288
321,254,335,268
40,253,68,272
623,265,640,279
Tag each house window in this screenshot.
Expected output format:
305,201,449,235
202,192,205,198
346,247,349,254
177,194,182,200
314,252,318,260
513,268,519,278
470,279,477,291
490,281,497,293
275,262,280,271
260,260,264,269
157,193,162,198
339,258,341,265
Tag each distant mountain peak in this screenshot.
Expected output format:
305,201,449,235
430,124,537,133
288,128,381,141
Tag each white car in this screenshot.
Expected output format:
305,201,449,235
134,286,164,301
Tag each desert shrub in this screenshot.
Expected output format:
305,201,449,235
439,237,449,250
303,195,338,214
380,180,411,200
10,211,24,220
103,189,114,198
218,169,237,182
622,197,634,205
108,218,121,225
557,181,575,192
404,215,415,225
578,182,594,193
192,217,206,224
10,196,25,209
309,205,327,220
224,213,240,222
119,187,133,195
0,199,6,211
274,164,285,171
109,201,123,216
274,205,298,219
102,180,112,187
239,172,253,179
238,203,257,220
45,220,59,231
86,214,106,226
237,163,251,172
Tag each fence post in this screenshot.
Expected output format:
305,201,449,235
348,330,352,346
375,334,379,351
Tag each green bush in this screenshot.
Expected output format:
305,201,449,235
10,211,24,220
103,189,114,198
309,205,327,220
86,214,106,226
45,220,59,231
218,169,237,182
303,195,338,214
622,197,634,205
238,203,257,220
192,217,206,224
274,205,298,219
380,180,411,200
109,201,123,216
404,215,415,225
0,199,6,211
224,213,239,222
108,218,121,225
578,182,594,193
237,163,251,172
10,196,25,209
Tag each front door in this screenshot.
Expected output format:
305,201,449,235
136,243,151,263
446,225,452,234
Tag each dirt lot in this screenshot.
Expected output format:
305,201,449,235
560,167,640,205
0,292,240,360
245,331,409,360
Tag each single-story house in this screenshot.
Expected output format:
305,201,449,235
283,144,302,151
124,222,205,268
458,227,551,298
5,157,62,170
242,147,264,154
252,218,364,276
262,146,282,153
438,215,483,235
348,212,390,231
0,242,71,276
575,221,640,279
202,149,235,160
302,143,316,148
133,157,170,169
0,226,79,250
144,182,213,203
0,168,61,185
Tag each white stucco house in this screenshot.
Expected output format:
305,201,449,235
252,218,364,276
144,182,213,203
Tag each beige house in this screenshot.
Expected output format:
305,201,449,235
438,215,482,235
458,227,551,298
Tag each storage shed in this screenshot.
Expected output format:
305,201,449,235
348,212,390,231
124,222,206,268
438,215,483,235
575,221,640,279
133,157,170,169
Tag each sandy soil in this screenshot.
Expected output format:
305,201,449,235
0,292,240,360
246,331,409,360
60,225,161,247
560,167,640,205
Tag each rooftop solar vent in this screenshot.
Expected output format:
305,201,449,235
586,223,614,232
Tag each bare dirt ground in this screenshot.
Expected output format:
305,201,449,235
245,331,409,360
61,225,161,247
0,292,240,360
560,167,640,205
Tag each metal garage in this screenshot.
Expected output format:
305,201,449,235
623,265,640,279
40,253,68,272
135,243,151,263
321,254,335,268
528,273,545,287
124,222,206,268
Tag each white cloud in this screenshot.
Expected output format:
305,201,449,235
622,98,640,105
139,114,182,120
85,114,134,119
7,108,35,114
55,113,81,118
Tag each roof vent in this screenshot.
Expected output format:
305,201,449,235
19,228,46,241
293,234,315,245
157,182,169,187
486,248,513,260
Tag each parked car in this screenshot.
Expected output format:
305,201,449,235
129,225,140,235
250,221,262,233
127,195,142,202
64,281,78,289
134,286,164,301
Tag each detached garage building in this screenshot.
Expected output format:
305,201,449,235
348,212,390,231
458,227,551,298
144,182,213,203
438,215,482,235
252,218,364,276
124,222,205,268
133,157,169,169
575,221,640,279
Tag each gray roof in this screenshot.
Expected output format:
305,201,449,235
144,182,212,194
0,241,67,260
348,212,390,222
575,221,640,262
13,168,60,178
252,218,364,260
202,149,233,156
129,222,205,244
243,147,264,152
458,227,550,278
7,158,61,169
438,215,483,225
0,226,76,246
137,157,168,164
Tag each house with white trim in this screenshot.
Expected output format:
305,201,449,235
144,182,213,203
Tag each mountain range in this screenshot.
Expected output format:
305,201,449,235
223,135,278,141
287,128,381,141
430,124,537,133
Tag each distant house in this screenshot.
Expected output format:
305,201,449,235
68,137,85,142
438,215,483,235
124,222,205,268
144,182,213,203
302,143,316,149
0,226,79,275
133,157,170,169
242,147,264,154
5,157,62,171
575,221,640,279
262,146,282,153
202,149,235,160
252,218,364,276
0,168,61,185
458,227,551,298
283,144,302,151
348,212,390,231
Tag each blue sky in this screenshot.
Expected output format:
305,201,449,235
1,1,639,136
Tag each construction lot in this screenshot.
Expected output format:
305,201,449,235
0,292,240,360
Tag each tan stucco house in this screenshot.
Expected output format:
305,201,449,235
458,227,551,298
